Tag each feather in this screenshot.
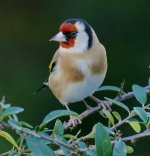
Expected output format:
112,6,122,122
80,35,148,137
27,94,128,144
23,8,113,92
34,79,48,94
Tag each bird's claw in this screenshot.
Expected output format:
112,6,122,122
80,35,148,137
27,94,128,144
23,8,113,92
99,100,112,116
99,100,112,111
64,116,82,129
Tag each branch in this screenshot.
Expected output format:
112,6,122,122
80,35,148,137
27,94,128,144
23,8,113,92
64,86,150,130
0,122,73,151
112,130,150,144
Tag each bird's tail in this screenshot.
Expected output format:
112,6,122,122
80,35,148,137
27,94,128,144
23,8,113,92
34,79,48,94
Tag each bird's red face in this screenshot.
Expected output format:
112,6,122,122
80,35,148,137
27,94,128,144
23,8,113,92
49,23,78,49
59,23,77,48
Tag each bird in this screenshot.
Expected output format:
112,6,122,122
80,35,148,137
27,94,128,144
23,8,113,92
37,18,107,126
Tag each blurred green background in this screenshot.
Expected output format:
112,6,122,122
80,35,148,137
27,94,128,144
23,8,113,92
0,0,150,155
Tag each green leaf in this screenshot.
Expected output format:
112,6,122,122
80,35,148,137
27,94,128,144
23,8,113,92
112,111,121,121
128,121,141,133
97,86,123,92
105,98,130,113
146,112,150,117
42,110,79,125
13,114,18,122
8,151,20,156
95,123,112,156
1,103,11,109
104,126,115,136
83,125,96,140
85,150,97,156
148,78,150,86
126,146,134,154
59,137,71,156
8,119,22,131
63,134,77,140
26,135,55,156
20,121,33,129
103,109,114,125
113,140,126,156
132,84,147,105
54,135,71,156
52,120,64,137
78,141,87,148
0,130,18,149
2,107,24,118
38,132,51,145
134,107,148,123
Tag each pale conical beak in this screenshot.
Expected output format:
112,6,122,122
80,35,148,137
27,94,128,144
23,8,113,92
49,32,67,42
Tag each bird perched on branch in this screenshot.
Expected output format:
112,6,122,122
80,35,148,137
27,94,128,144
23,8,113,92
37,18,107,126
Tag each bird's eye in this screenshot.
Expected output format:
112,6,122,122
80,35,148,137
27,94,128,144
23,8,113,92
70,31,78,37
64,31,77,39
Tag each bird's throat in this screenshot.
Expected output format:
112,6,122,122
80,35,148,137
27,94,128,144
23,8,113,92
60,38,75,49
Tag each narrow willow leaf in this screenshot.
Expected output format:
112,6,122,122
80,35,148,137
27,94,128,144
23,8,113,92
112,111,121,121
126,146,134,154
97,86,122,92
132,84,147,105
113,140,126,156
105,97,129,113
103,109,114,125
52,120,64,137
26,135,55,156
0,130,18,149
128,121,141,133
2,107,24,118
134,107,148,123
95,123,112,156
42,110,79,125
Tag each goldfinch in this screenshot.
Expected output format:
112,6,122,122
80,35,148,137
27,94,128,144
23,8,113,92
38,18,107,125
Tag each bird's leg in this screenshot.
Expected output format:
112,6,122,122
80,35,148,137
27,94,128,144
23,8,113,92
83,99,92,110
89,95,112,111
64,104,81,128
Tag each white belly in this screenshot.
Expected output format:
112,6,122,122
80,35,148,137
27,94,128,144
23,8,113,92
60,73,106,104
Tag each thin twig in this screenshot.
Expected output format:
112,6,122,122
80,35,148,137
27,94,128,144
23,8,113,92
112,130,150,144
0,151,10,156
111,103,150,130
111,113,133,131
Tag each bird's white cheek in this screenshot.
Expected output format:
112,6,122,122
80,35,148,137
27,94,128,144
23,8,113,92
73,32,89,52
